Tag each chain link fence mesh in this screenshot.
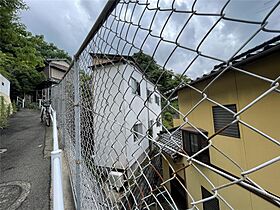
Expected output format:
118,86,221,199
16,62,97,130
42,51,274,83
52,0,280,209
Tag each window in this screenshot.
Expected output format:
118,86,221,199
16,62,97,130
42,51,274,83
155,95,160,105
201,186,220,210
182,127,210,163
133,123,143,141
148,120,153,137
156,118,161,127
1,82,4,86
131,77,140,96
212,104,240,138
147,89,152,103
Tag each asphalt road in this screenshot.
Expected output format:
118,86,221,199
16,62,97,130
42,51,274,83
0,109,50,210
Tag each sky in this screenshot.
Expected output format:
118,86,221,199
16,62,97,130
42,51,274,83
21,0,280,79
21,0,107,55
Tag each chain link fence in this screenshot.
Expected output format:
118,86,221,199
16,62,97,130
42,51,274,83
52,0,280,209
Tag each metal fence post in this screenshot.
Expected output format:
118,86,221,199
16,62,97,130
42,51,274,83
73,58,82,210
61,80,66,148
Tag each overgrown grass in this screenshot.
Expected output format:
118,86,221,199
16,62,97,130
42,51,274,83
12,100,17,112
26,102,39,109
0,96,8,128
0,96,15,128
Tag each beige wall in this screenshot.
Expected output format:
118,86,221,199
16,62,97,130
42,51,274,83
43,66,66,80
167,52,280,209
43,61,68,80
51,68,65,80
51,60,69,67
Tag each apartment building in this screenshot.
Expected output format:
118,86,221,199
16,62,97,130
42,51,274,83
159,36,280,210
88,54,162,176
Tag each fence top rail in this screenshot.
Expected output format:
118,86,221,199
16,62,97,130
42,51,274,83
60,0,120,82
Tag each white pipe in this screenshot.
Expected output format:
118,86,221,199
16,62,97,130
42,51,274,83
38,99,42,108
52,110,59,151
50,105,64,210
51,150,64,210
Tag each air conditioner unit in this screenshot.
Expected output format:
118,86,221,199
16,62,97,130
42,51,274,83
108,171,125,192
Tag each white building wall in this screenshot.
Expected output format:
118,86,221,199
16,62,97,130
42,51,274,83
0,73,10,97
92,62,162,171
92,63,127,170
122,63,162,170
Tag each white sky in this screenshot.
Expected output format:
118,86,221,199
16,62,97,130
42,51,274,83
21,0,280,79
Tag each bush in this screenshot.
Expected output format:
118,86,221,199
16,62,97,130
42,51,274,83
0,96,8,128
12,100,17,113
26,102,39,109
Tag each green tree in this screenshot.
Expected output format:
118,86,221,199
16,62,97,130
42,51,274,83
0,0,45,97
31,35,71,61
133,51,189,93
133,51,190,129
0,0,71,99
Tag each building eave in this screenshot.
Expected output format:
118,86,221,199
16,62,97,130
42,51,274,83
166,35,280,96
88,53,161,91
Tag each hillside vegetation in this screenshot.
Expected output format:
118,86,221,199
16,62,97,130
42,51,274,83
0,0,187,129
0,0,71,99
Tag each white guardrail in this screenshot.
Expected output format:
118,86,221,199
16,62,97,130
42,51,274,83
50,105,64,210
16,96,25,108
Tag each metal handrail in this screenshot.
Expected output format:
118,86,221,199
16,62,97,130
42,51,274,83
16,96,25,108
50,105,64,210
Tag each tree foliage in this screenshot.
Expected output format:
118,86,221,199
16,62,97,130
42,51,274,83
133,51,190,129
133,51,189,94
0,0,71,98
31,35,72,61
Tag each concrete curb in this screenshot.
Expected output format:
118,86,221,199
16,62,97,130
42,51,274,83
61,151,75,210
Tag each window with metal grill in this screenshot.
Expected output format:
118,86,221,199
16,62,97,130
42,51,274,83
156,118,161,127
201,186,220,210
182,127,210,164
155,95,160,105
148,120,153,137
133,123,143,141
131,77,140,96
212,104,240,138
147,89,152,102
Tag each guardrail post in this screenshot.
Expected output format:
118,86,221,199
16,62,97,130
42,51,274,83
52,110,59,151
51,149,64,210
49,105,64,210
38,99,42,109
73,58,82,210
